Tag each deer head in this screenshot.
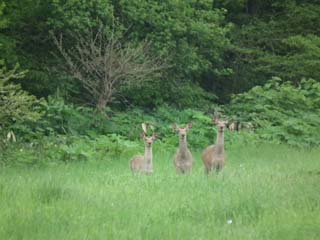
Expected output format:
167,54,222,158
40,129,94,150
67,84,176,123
173,123,192,140
213,116,228,132
141,123,157,147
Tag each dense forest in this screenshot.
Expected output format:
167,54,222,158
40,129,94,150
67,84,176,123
1,0,320,163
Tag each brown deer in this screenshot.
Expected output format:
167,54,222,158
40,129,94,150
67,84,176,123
228,121,239,131
173,123,194,174
202,116,228,174
130,123,156,175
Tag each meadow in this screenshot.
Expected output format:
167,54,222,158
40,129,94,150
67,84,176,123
1,143,319,240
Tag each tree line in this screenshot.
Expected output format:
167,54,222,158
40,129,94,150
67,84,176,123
1,0,320,111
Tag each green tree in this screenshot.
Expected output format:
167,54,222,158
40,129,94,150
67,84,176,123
2,0,116,98
113,0,231,107
2,0,230,107
0,2,42,141
0,64,42,130
217,0,320,100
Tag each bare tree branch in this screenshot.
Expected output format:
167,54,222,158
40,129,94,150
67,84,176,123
52,27,167,111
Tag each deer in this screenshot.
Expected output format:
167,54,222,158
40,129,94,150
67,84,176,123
130,123,156,175
239,121,254,131
173,123,194,174
202,115,228,174
228,121,239,131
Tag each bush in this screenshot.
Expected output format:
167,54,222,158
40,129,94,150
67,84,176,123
6,95,113,142
0,134,142,165
227,77,320,147
108,105,220,150
119,80,217,110
35,96,113,136
1,102,265,165
0,63,43,148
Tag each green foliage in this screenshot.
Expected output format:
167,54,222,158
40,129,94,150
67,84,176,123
2,0,320,107
4,95,112,142
154,107,215,149
2,0,230,107
258,34,320,82
0,2,6,28
2,0,101,97
228,78,320,146
0,2,18,66
0,134,141,165
119,80,217,110
37,96,111,136
56,135,140,162
216,0,320,99
1,0,319,154
48,0,115,32
108,106,219,150
118,0,230,105
117,0,231,80
0,64,43,139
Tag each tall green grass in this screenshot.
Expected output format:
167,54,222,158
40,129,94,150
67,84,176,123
0,144,319,240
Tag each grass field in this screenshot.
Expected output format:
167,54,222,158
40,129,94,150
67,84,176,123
0,143,319,240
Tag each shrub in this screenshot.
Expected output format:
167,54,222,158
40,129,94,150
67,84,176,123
0,63,43,148
36,96,112,136
227,77,320,147
119,81,217,110
108,105,219,150
0,134,142,165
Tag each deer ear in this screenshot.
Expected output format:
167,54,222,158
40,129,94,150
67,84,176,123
149,125,155,131
212,117,219,125
140,132,145,140
152,133,157,141
172,124,178,132
187,122,192,129
141,123,147,134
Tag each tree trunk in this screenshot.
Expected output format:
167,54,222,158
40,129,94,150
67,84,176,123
96,95,107,112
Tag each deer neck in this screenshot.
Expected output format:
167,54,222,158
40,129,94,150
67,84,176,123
215,130,224,154
144,146,153,163
179,137,188,152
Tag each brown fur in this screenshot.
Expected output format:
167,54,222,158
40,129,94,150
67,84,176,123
202,145,225,174
173,123,194,174
174,148,194,174
228,122,238,131
130,133,155,175
130,156,145,172
202,118,227,174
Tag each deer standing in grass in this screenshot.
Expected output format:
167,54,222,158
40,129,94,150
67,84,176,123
202,116,228,174
173,123,194,174
228,121,239,132
130,123,156,175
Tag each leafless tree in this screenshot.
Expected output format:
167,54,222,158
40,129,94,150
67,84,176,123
52,28,167,111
